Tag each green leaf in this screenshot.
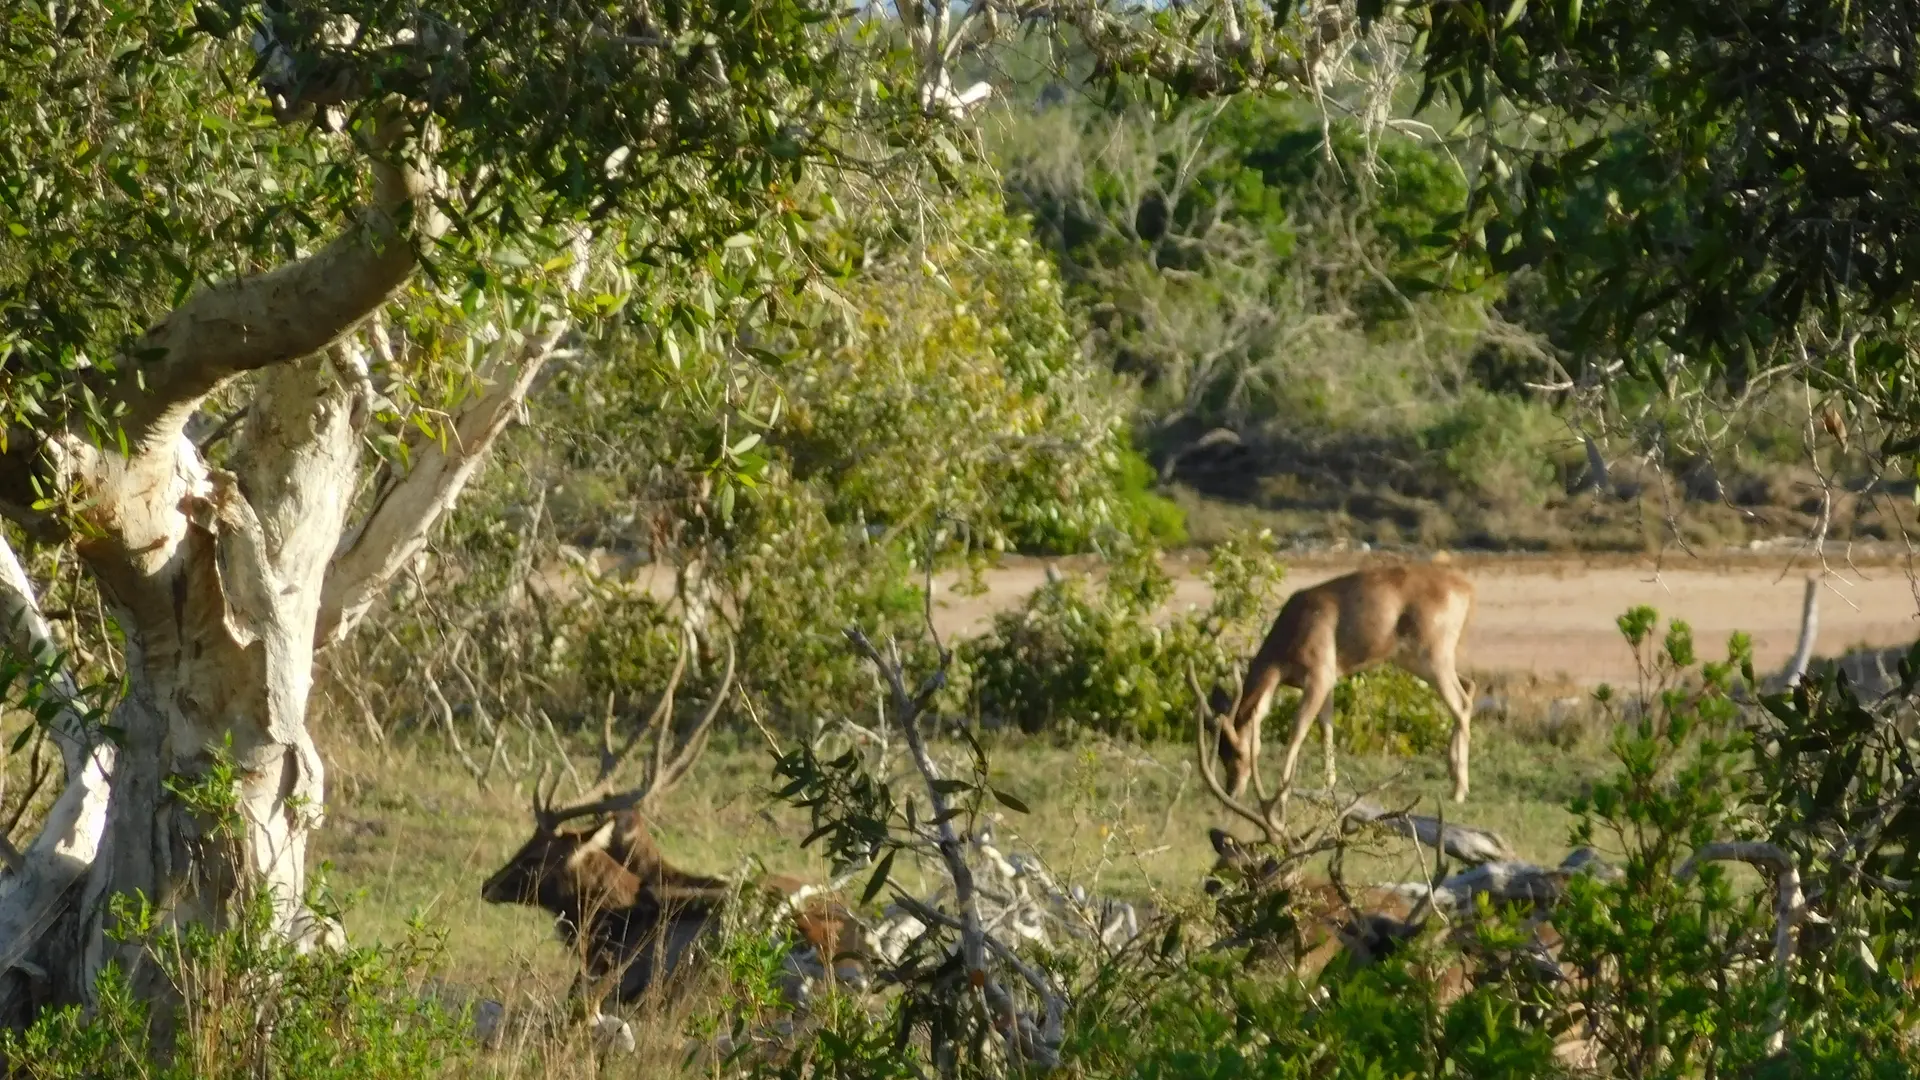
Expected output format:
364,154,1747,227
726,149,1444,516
860,848,897,904
1502,0,1527,30
990,787,1030,814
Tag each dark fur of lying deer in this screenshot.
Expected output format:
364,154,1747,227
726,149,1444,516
1204,826,1576,1009
479,637,867,1017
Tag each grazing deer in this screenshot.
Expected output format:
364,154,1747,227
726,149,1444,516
480,636,866,1018
1212,563,1477,814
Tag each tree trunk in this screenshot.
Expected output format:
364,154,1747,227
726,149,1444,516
0,320,561,1028
56,354,360,1009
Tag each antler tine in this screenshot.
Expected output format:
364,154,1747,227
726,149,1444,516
640,633,735,815
647,627,695,792
561,639,691,814
534,632,726,830
531,761,558,831
1188,662,1286,848
596,689,619,786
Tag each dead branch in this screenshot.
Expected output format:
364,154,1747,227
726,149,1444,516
847,626,1066,1070
1677,841,1805,1055
422,663,486,782
1784,576,1819,687
1287,788,1518,865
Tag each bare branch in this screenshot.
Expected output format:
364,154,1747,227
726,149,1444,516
847,626,1064,1068
1678,841,1806,1055
1784,575,1819,687
317,322,567,647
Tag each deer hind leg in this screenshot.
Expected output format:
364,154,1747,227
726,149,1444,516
1318,689,1338,790
1408,650,1475,803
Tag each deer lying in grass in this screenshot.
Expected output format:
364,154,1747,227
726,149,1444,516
1212,563,1477,815
1194,680,1575,1008
479,637,865,1019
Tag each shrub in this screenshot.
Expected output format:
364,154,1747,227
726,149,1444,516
962,533,1280,740
1333,666,1455,757
1419,389,1566,506
2,892,467,1080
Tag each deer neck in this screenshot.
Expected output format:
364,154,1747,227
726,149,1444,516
616,813,731,895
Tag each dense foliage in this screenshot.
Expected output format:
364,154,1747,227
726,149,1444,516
1401,0,1920,456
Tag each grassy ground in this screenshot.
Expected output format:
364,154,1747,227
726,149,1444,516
314,676,1624,1003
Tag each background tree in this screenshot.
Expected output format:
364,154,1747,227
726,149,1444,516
1394,0,1920,466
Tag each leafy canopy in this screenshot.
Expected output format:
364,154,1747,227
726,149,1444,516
1395,0,1920,451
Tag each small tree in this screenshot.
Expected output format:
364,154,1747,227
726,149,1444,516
0,0,987,1026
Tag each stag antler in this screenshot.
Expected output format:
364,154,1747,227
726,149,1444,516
1191,661,1303,848
536,631,737,829
1189,663,1418,872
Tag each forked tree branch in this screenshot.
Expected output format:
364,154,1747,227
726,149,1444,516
846,626,1066,1069
316,321,568,647
114,112,442,452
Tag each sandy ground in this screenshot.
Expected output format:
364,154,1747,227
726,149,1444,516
920,550,1920,688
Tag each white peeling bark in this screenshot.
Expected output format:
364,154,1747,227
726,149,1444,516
317,322,569,647
0,103,580,1025
0,323,569,1016
0,538,116,1018
59,353,366,1003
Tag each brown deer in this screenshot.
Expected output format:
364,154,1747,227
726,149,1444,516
1212,563,1477,815
480,636,866,1017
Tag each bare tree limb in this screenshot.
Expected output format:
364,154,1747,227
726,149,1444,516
1784,575,1819,687
847,626,1065,1069
0,534,116,994
316,322,568,647
1678,841,1806,1055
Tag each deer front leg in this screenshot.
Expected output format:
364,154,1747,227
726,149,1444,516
1224,666,1283,800
1318,689,1338,790
1278,675,1333,828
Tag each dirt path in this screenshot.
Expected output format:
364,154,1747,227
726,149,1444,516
925,551,1920,687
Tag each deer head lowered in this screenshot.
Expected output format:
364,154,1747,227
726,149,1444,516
479,635,867,1015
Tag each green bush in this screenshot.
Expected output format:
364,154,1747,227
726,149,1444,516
1333,667,1455,757
961,533,1279,740
2,898,467,1080
1113,447,1188,548
1419,389,1566,505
